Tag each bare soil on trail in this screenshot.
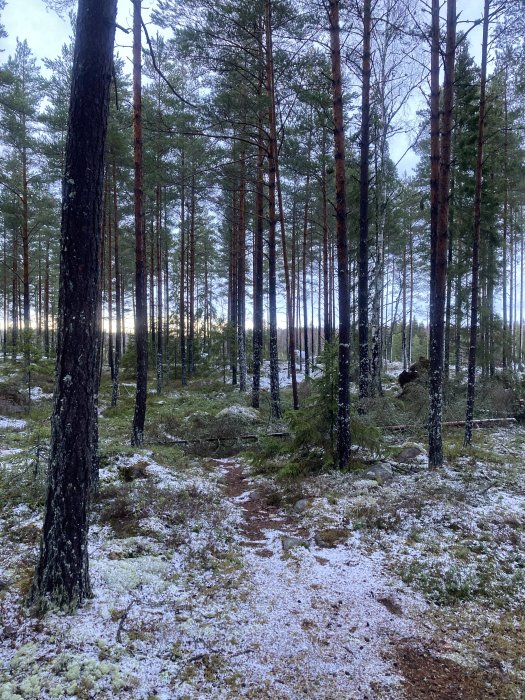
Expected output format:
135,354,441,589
395,644,504,699
221,457,515,700
223,459,308,553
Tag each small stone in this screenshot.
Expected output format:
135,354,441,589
396,444,427,463
281,535,309,553
364,464,393,485
293,499,310,513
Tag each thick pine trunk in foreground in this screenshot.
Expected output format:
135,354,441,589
329,0,351,468
31,0,116,612
131,0,148,446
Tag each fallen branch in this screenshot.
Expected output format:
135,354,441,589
148,432,291,446
480,480,499,495
382,417,517,432
148,417,517,444
184,647,254,664
116,600,134,644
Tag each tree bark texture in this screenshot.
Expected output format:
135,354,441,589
131,0,148,446
111,155,121,407
329,0,351,468
251,74,265,409
428,0,455,468
464,0,489,446
358,0,371,402
265,0,282,421
31,0,117,611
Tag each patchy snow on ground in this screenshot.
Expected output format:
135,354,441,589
20,386,53,401
0,448,23,457
2,408,525,698
258,361,321,391
0,447,425,699
0,417,27,430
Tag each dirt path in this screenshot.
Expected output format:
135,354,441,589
216,457,424,698
218,456,512,699
222,458,309,555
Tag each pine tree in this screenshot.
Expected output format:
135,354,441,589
31,0,117,612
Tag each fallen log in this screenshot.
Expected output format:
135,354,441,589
148,417,517,445
148,431,291,446
382,417,517,432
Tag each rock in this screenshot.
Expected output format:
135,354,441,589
293,498,310,513
352,479,380,492
314,528,349,548
364,464,393,485
281,535,309,553
396,444,427,463
119,460,150,481
441,651,479,670
216,405,259,422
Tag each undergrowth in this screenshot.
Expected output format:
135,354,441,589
249,342,384,479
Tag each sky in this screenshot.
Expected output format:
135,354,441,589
1,0,136,69
1,0,487,177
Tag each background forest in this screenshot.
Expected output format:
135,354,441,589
2,0,525,437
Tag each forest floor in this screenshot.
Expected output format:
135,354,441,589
1,359,525,699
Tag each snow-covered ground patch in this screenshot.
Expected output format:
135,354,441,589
258,361,321,390
2,411,525,697
0,417,27,430
20,386,53,401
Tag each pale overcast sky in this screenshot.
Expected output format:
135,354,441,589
1,0,136,66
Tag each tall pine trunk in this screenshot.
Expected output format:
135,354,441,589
329,0,351,468
237,149,247,391
131,0,148,446
31,0,117,612
179,153,187,387
188,174,196,378
358,0,371,402
156,187,163,393
265,0,282,420
464,0,489,446
302,171,310,379
251,67,265,409
111,156,121,407
428,0,455,468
